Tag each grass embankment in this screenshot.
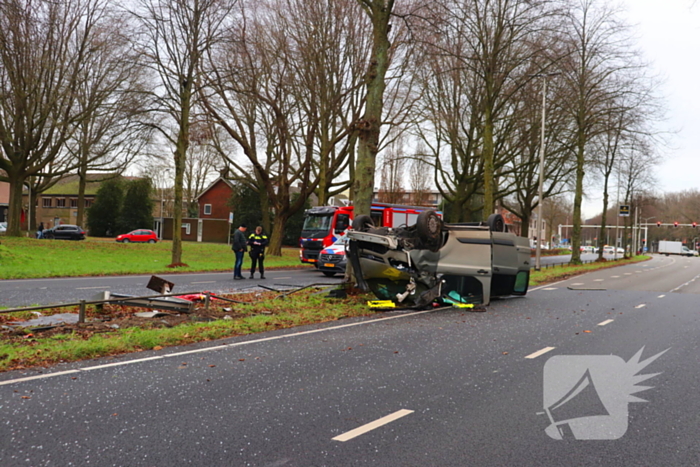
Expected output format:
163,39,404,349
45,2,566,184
0,236,302,279
0,289,374,372
529,255,649,286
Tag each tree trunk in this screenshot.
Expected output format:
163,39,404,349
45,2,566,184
7,172,25,236
598,176,609,261
482,108,495,221
77,165,87,228
267,212,289,257
571,136,585,264
171,80,192,266
353,3,392,217
520,212,531,238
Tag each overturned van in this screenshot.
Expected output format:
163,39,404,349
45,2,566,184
346,211,530,308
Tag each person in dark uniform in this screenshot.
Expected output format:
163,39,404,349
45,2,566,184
232,223,248,280
248,226,269,279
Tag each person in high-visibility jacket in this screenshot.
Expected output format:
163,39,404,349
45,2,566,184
247,226,269,279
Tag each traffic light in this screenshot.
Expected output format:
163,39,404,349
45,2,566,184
656,221,662,227
674,221,679,228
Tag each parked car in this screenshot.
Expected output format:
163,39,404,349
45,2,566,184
347,212,530,307
317,236,349,277
42,224,86,240
116,229,158,243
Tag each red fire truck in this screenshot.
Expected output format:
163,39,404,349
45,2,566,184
299,203,442,264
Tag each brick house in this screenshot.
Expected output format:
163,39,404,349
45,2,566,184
196,177,234,219
28,175,103,229
157,177,234,243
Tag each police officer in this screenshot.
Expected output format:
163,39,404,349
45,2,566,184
248,226,269,279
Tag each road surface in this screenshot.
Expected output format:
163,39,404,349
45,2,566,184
1,255,697,466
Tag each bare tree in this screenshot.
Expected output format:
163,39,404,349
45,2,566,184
67,6,152,227
132,0,235,265
203,0,376,255
559,0,641,263
0,0,114,236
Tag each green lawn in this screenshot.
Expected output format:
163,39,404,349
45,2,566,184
0,236,304,279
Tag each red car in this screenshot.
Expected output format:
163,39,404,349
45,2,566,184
116,229,158,243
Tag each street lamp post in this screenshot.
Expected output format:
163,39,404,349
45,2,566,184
534,72,559,270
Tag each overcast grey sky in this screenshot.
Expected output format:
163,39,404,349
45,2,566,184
583,0,700,217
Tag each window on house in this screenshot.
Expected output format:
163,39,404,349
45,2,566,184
42,198,52,208
56,198,66,208
84,199,91,208
70,199,78,208
204,204,212,215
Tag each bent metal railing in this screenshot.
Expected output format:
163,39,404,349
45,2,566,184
0,283,341,324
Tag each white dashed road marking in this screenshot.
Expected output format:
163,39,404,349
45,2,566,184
658,295,666,298
593,279,604,282
76,286,110,290
191,281,216,284
598,319,614,326
635,304,646,309
611,275,620,278
525,347,556,359
543,287,557,291
333,409,414,442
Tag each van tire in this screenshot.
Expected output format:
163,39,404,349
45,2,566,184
352,215,374,232
416,210,442,242
487,214,505,232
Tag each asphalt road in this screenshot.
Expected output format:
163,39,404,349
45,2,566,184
1,255,698,466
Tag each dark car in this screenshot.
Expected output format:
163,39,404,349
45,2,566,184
116,229,158,243
43,224,86,240
346,211,530,307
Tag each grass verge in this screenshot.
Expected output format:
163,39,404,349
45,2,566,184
0,237,303,279
0,289,375,372
529,255,650,286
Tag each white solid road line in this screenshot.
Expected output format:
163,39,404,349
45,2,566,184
0,309,437,387
598,319,614,326
525,347,556,359
333,409,414,442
